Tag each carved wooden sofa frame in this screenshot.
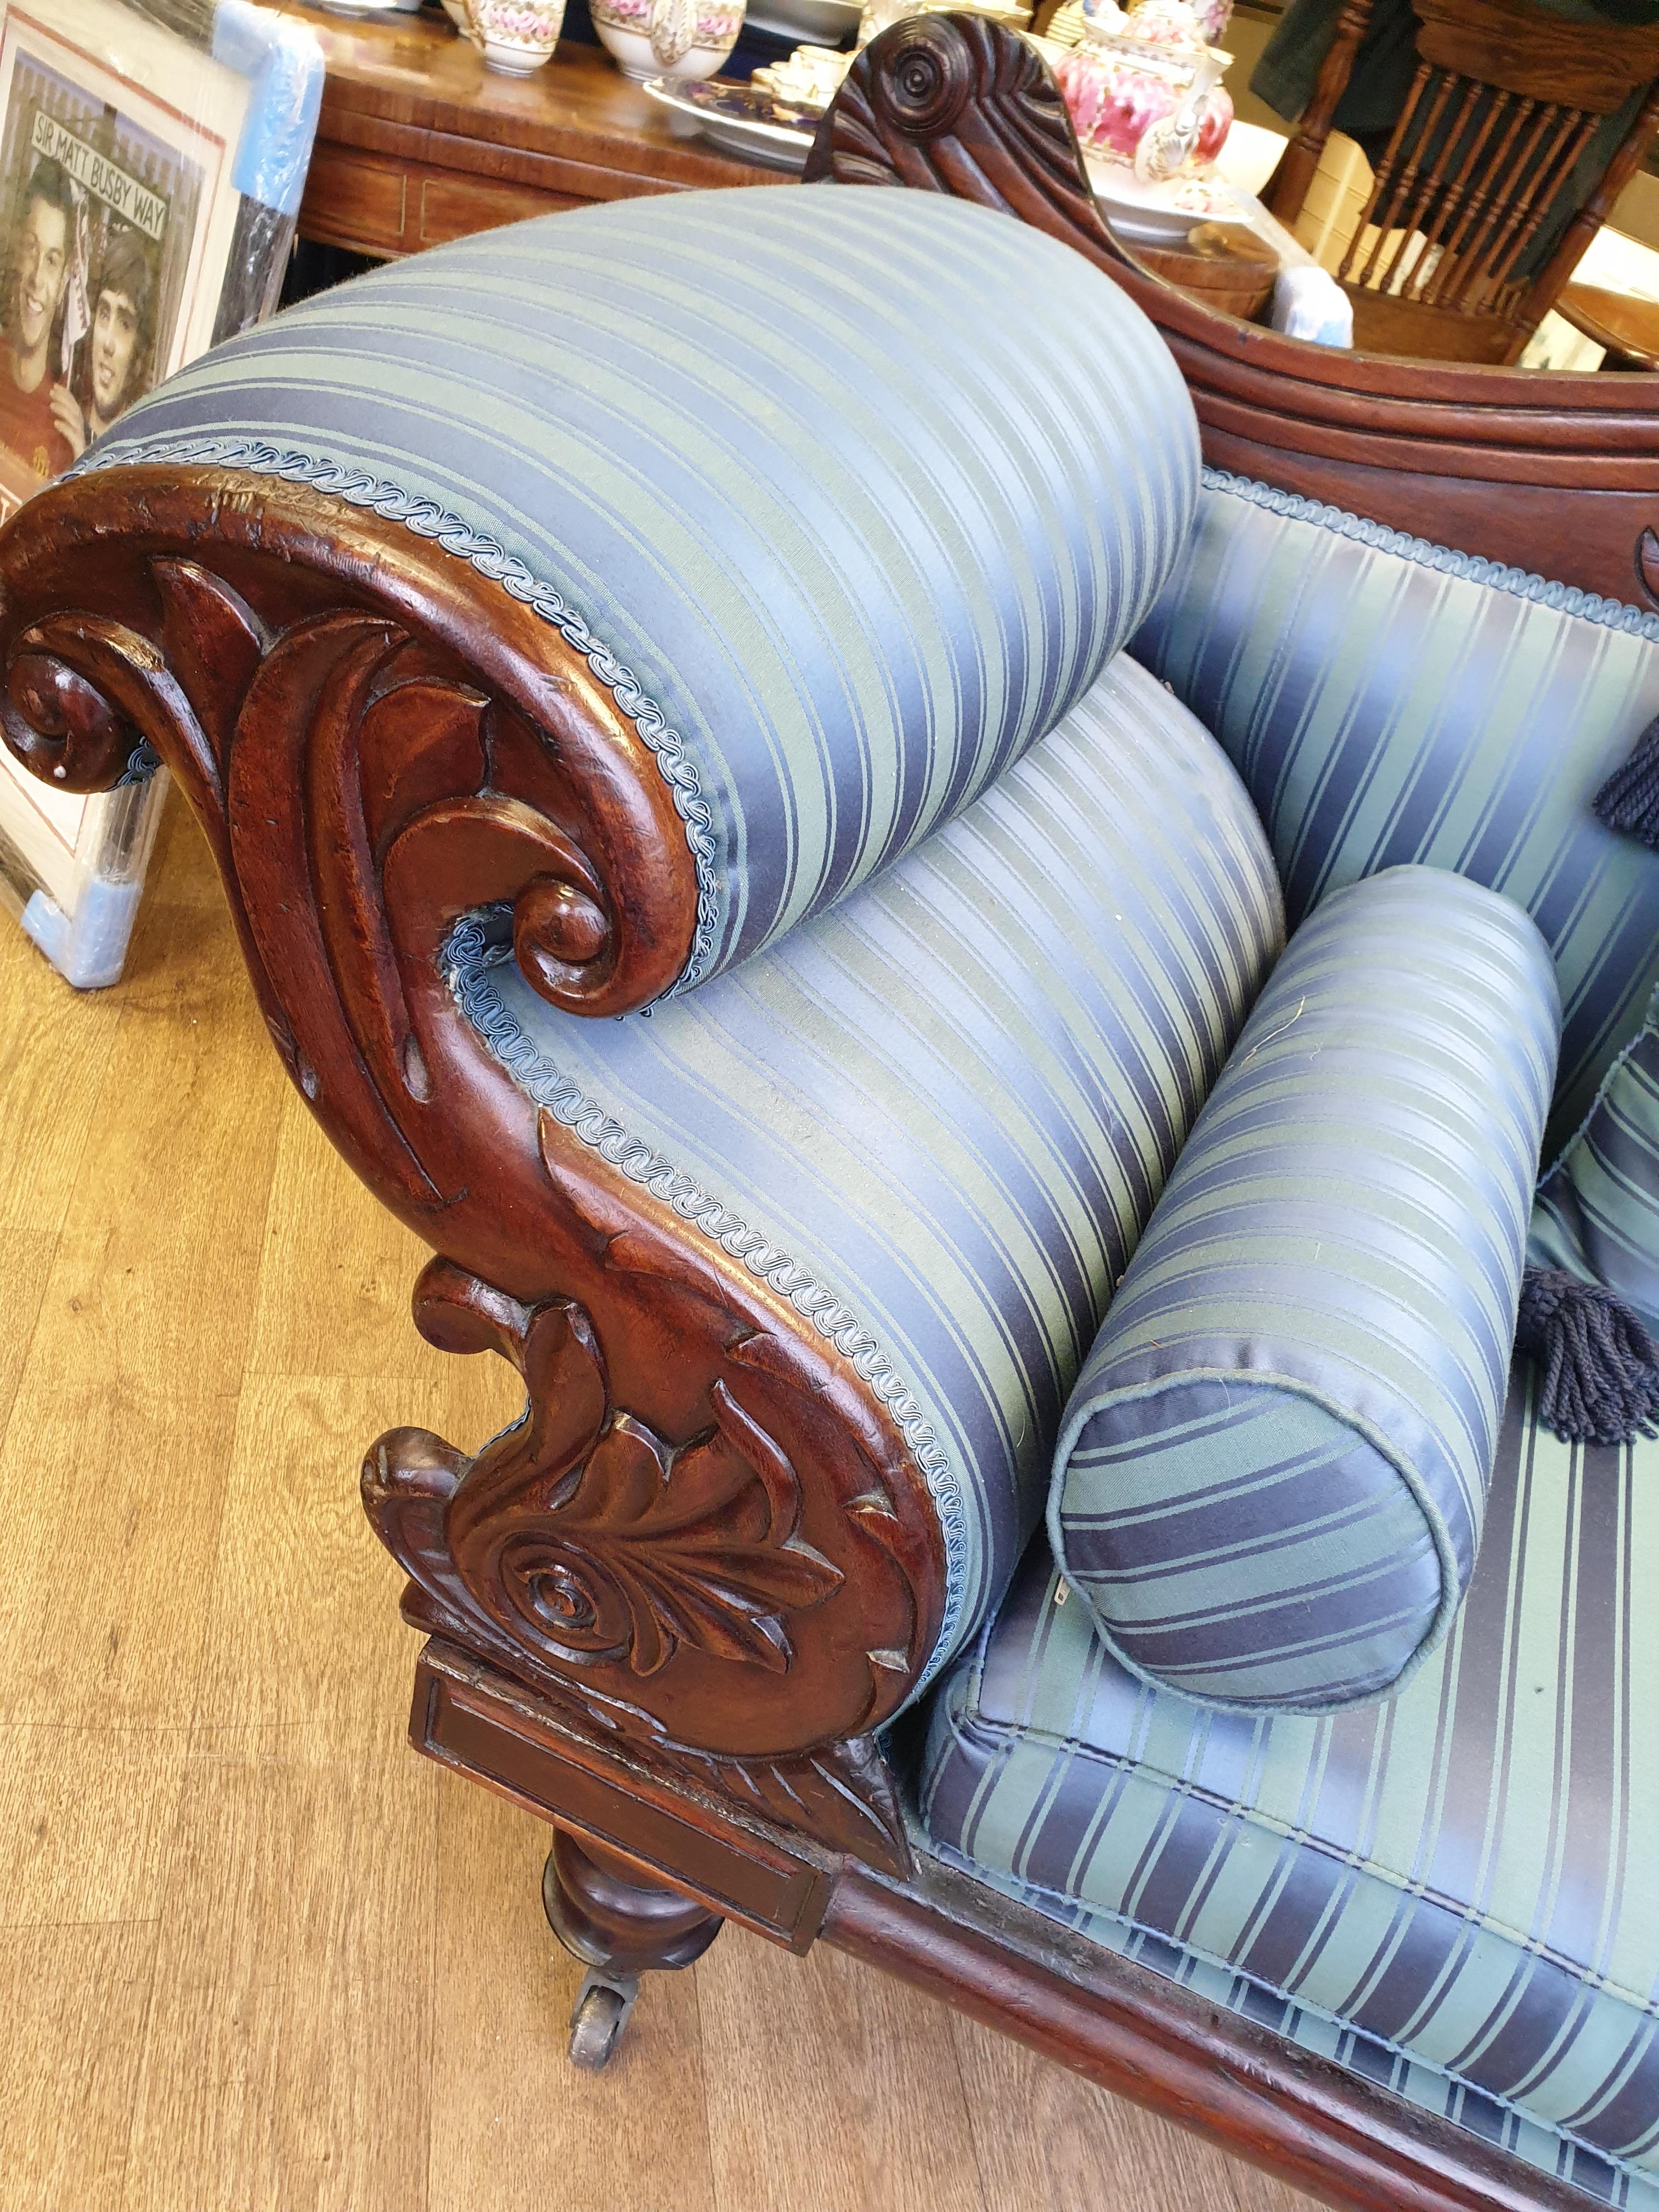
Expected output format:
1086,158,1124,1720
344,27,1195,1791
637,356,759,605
809,12,1659,611
3,41,1647,2212
2,481,1568,2212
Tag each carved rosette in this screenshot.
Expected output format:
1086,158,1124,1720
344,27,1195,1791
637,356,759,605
360,1122,944,1762
363,1262,852,1690
0,464,948,1813
806,13,1131,278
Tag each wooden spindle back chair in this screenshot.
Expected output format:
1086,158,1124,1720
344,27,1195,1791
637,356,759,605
1264,0,1659,363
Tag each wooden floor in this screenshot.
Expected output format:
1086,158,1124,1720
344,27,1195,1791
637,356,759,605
0,798,1321,2212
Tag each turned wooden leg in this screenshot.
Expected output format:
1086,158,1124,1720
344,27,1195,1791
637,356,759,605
541,1828,722,2070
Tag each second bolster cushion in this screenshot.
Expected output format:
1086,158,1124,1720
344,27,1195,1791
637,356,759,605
1049,866,1560,1712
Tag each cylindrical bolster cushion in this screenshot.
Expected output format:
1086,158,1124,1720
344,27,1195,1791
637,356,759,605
81,187,1199,1001
1049,866,1560,1713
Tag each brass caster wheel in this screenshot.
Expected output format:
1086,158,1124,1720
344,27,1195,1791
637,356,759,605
568,1967,637,2072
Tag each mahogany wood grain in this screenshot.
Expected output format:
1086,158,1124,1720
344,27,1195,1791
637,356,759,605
410,1634,1594,2212
1410,0,1659,110
825,1860,1596,2212
1260,0,1372,225
543,1827,724,1975
281,4,786,256
415,1641,843,1948
1132,228,1277,321
811,13,1659,603
1528,83,1659,346
0,466,945,1772
0,826,1301,2212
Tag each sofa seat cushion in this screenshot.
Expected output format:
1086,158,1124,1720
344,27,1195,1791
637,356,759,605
447,655,1282,1693
82,187,1199,998
1051,867,1559,1714
1133,468,1659,1149
921,1367,1659,2192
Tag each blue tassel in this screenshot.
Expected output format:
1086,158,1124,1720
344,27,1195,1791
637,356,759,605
1593,713,1659,848
1515,1268,1659,1447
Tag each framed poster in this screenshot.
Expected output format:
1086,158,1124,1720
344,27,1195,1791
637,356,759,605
0,0,320,985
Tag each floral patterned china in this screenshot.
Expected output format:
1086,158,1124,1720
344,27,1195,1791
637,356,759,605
592,0,746,82
462,0,568,71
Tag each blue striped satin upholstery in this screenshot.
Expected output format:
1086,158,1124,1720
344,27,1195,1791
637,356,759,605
1133,471,1659,1149
921,1364,1659,2204
1531,983,1659,1333
1049,868,1559,1712
447,656,1283,1690
82,187,1199,998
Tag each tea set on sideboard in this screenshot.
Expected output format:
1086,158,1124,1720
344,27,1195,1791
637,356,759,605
315,0,1353,350
421,0,1290,300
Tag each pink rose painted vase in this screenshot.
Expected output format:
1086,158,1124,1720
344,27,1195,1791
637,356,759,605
1059,0,1233,180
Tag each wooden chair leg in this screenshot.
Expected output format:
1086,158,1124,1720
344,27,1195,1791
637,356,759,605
541,1828,722,2070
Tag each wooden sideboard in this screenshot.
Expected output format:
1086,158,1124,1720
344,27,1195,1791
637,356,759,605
279,3,788,262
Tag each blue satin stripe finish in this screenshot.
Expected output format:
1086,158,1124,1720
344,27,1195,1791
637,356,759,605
447,656,1283,1690
921,1365,1659,2197
1051,868,1560,1712
1531,982,1659,1333
87,187,1199,996
1133,474,1659,1146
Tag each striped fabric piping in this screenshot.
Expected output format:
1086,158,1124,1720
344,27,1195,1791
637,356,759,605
1203,466,1659,641
69,431,725,995
443,910,974,1686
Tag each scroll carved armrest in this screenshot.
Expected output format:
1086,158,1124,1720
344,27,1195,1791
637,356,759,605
0,466,943,1871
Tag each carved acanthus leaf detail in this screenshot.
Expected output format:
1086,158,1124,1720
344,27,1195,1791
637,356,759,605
494,1373,843,1679
652,1731,912,1877
0,481,942,1767
364,1261,844,1698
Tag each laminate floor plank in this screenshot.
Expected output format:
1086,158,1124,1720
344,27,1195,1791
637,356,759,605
0,1722,190,1928
191,1371,455,1755
0,1921,157,2212
0,868,125,1233
247,1087,437,1385
0,838,285,1733
426,1771,719,2212
0,797,1344,2211
699,1926,989,2212
119,1740,437,2212
0,873,128,1440
949,2008,1322,2212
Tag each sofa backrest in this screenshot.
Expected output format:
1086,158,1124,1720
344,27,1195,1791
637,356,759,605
1133,470,1659,1154
80,185,1200,1004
